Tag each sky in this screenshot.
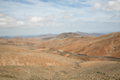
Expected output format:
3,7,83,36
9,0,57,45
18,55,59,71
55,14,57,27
0,0,120,36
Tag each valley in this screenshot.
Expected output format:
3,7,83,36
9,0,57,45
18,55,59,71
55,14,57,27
0,32,120,80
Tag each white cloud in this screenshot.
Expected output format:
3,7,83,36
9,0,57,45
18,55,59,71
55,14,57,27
17,21,24,25
0,18,6,21
28,15,55,23
30,17,44,22
0,15,16,22
94,2,101,9
0,22,6,25
115,12,120,17
0,13,57,28
103,0,120,11
0,13,3,16
58,11,74,21
0,0,119,33
0,13,17,27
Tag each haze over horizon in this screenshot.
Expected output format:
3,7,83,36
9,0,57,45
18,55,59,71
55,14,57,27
0,0,120,36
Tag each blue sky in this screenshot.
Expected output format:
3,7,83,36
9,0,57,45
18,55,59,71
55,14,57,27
0,0,120,36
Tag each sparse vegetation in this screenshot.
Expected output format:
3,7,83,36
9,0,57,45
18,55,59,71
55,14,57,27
97,72,106,75
60,70,67,74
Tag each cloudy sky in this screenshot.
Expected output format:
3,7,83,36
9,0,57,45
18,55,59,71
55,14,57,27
0,0,120,36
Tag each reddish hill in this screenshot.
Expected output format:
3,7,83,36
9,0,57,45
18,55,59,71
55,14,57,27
1,32,119,59
75,32,120,58
42,32,120,58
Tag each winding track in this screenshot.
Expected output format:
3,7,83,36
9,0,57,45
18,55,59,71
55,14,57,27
49,48,120,61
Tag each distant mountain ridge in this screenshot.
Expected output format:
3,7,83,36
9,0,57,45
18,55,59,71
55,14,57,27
54,32,80,39
75,31,103,37
0,36,13,38
19,34,57,38
36,34,57,38
0,31,103,38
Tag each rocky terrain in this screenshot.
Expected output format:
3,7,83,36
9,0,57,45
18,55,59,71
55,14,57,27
0,32,120,80
40,32,120,59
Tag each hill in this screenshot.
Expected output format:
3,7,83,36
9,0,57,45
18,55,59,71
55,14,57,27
0,44,120,80
36,32,120,59
0,32,120,80
75,32,120,58
54,32,80,39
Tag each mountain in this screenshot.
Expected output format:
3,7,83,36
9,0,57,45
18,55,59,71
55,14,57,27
36,34,57,38
75,31,103,37
0,36,13,38
0,31,120,80
0,31,103,39
75,32,120,58
37,32,120,59
54,32,80,39
20,34,57,38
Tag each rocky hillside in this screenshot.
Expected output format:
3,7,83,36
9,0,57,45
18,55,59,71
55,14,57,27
0,32,120,80
36,32,120,58
0,32,120,59
75,32,120,58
